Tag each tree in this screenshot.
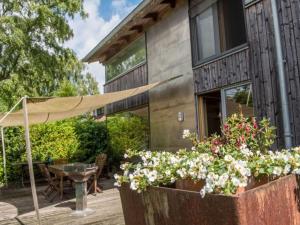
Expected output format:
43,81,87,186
77,73,100,96
0,0,86,93
0,0,101,111
54,73,99,97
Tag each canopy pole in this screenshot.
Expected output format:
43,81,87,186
22,97,41,225
1,127,7,186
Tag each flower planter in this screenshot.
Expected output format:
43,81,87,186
119,174,300,225
175,179,205,192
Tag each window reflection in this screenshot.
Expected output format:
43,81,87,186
224,84,253,118
105,36,146,81
195,6,217,59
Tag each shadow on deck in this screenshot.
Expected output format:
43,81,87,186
0,179,125,225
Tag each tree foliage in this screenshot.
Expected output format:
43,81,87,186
54,73,99,97
0,0,99,111
0,0,86,82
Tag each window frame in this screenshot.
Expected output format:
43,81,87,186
190,0,248,67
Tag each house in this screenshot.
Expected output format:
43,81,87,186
83,0,300,151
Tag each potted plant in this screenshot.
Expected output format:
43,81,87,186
115,114,300,225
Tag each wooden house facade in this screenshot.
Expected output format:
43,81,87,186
83,0,300,150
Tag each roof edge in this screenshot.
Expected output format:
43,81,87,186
82,0,151,63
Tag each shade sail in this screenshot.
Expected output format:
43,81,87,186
0,76,180,127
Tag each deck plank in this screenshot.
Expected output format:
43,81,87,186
0,180,125,225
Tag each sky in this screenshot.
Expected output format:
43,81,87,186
65,0,142,93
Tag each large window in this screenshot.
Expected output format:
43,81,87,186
198,83,254,139
105,36,146,82
191,0,247,65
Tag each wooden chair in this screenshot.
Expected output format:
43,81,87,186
88,153,107,194
53,159,68,165
38,164,60,202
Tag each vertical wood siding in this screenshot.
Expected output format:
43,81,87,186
245,0,300,147
104,63,148,115
193,47,250,93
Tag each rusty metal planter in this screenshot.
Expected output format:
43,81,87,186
119,174,300,225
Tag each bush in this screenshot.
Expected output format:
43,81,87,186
73,117,108,163
107,112,149,168
30,120,80,162
0,117,107,185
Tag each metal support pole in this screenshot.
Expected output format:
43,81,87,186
22,97,41,225
271,0,292,149
1,127,7,186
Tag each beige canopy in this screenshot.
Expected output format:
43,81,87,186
0,76,180,127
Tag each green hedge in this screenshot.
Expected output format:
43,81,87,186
0,117,107,185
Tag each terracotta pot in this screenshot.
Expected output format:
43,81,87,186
175,178,205,192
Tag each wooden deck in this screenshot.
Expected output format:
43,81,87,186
0,179,125,225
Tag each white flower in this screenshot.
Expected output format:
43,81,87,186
224,155,234,162
256,151,261,155
191,146,196,151
182,129,191,139
177,168,187,178
170,156,179,164
113,174,122,187
200,189,206,198
170,177,176,183
124,153,129,159
217,173,229,187
292,168,300,175
231,177,241,187
283,164,291,175
240,144,253,157
130,180,138,190
147,170,158,183
272,167,282,176
165,170,171,176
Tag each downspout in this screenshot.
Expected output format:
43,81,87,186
270,0,292,149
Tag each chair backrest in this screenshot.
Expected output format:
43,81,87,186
95,154,107,178
53,159,68,165
38,164,52,183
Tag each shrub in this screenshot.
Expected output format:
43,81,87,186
107,112,149,168
73,117,108,163
0,117,107,184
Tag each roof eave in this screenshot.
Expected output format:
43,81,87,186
82,0,151,63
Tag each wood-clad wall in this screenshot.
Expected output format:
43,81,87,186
194,47,250,93
192,0,300,147
104,63,148,115
277,0,300,146
245,0,300,147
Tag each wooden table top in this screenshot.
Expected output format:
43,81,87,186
48,163,98,178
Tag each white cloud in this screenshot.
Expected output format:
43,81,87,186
65,0,138,93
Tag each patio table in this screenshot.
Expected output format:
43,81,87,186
48,163,98,216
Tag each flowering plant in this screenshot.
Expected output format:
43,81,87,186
115,114,300,197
